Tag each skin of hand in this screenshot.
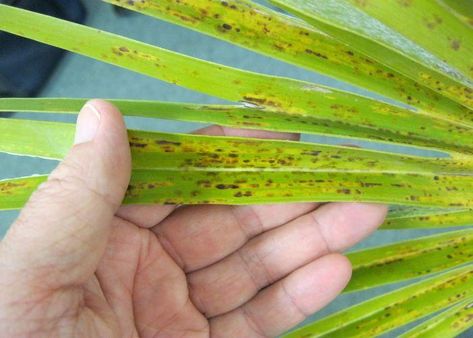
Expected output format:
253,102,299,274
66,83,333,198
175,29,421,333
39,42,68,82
0,100,387,338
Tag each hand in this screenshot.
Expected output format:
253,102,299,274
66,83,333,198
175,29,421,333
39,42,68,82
0,100,387,337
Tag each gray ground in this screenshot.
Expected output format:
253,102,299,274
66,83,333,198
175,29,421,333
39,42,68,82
0,1,470,336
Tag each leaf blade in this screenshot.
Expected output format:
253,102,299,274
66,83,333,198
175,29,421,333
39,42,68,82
284,265,473,338
344,0,473,81
104,0,473,126
382,206,473,229
4,168,473,209
3,97,473,156
438,0,473,29
4,118,473,208
2,6,473,154
3,117,473,175
400,296,473,338
270,0,473,110
347,229,473,292
0,175,46,211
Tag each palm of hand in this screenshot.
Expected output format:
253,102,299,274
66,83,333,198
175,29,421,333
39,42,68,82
31,201,383,337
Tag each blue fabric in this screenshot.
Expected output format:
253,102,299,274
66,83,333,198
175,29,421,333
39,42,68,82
0,0,86,97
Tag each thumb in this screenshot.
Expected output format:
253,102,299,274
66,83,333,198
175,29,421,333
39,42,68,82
1,100,131,288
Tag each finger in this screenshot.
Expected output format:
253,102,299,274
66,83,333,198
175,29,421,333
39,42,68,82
116,125,299,228
1,100,131,288
154,203,318,271
194,125,299,141
188,202,387,317
210,254,351,337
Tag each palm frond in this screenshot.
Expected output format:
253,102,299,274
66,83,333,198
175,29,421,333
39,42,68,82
285,265,473,337
270,0,473,110
0,1,472,336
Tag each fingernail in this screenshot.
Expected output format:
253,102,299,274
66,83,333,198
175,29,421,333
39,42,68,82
74,103,101,144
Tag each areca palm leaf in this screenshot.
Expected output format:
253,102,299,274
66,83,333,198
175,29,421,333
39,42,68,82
1,1,473,337
346,229,473,292
285,265,473,337
440,0,473,27
339,0,473,82
270,0,473,110
3,5,473,156
400,296,473,338
4,167,473,209
3,117,473,209
3,97,473,156
4,117,473,174
103,0,473,124
0,175,46,211
382,206,473,229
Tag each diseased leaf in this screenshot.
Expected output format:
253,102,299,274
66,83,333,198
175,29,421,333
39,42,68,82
439,0,473,28
3,97,473,157
0,169,473,208
5,116,473,174
387,205,458,218
270,0,473,110
344,0,473,82
104,0,473,125
0,175,46,211
400,297,473,338
4,169,473,209
382,206,473,229
4,118,473,208
284,265,473,338
2,6,473,155
5,114,473,175
347,229,473,292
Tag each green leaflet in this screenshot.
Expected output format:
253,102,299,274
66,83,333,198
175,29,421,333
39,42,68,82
345,0,473,82
270,0,473,111
4,118,473,208
346,229,473,292
0,176,46,210
387,205,458,218
0,97,325,134
6,116,473,174
125,170,473,206
3,7,473,155
283,265,473,338
104,0,473,126
382,206,473,229
441,0,473,18
400,297,473,338
3,98,473,157
3,120,473,207
0,118,74,160
3,169,473,209
439,0,473,28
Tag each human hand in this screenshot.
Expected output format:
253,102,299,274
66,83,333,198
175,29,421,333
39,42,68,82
0,100,387,337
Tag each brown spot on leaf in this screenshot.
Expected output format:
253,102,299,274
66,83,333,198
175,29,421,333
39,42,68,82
130,142,147,148
216,184,239,190
305,48,328,59
451,39,461,51
396,0,412,7
155,140,181,146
